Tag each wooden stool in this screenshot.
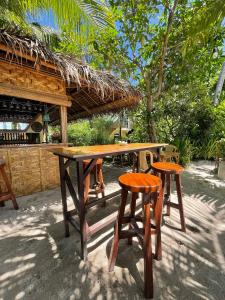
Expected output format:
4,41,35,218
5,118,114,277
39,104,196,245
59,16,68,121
83,158,105,201
109,173,164,299
151,162,186,232
0,158,18,210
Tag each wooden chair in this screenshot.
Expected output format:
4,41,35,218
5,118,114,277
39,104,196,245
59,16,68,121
151,162,186,232
83,158,105,202
160,145,179,163
0,158,18,210
109,173,164,299
139,150,154,172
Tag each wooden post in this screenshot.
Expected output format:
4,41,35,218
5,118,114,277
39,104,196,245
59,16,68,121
60,106,68,144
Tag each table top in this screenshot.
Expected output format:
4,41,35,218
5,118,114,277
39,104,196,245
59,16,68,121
49,143,167,160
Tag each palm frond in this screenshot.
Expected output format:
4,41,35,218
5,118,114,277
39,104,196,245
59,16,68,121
183,0,225,51
20,0,113,40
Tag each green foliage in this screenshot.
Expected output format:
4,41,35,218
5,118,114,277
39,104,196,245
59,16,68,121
215,138,225,160
0,0,113,47
155,83,216,141
173,138,193,166
67,121,93,146
193,138,218,160
90,116,116,145
87,0,225,145
60,116,117,146
127,101,150,143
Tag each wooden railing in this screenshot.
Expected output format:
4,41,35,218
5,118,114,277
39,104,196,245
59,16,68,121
0,131,28,145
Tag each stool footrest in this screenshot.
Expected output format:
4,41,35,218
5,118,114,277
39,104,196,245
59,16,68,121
0,192,13,202
121,215,143,224
164,201,180,209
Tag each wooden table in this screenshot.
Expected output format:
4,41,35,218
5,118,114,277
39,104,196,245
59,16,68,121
50,143,166,260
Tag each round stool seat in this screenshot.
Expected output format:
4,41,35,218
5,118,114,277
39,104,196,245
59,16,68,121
151,162,184,174
119,173,161,193
83,158,103,165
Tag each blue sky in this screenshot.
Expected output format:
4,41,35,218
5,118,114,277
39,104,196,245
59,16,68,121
28,10,57,29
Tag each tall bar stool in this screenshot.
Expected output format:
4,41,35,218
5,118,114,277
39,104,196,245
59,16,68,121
83,158,105,201
151,162,186,232
0,158,18,210
109,173,164,299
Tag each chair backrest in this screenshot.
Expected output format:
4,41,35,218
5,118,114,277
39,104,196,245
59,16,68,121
139,151,154,172
160,145,179,163
164,145,178,153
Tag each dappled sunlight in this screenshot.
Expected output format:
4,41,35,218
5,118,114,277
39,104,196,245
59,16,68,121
0,161,225,299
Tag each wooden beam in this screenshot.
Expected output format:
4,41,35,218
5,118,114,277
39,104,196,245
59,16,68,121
73,97,137,119
60,106,68,143
0,83,71,107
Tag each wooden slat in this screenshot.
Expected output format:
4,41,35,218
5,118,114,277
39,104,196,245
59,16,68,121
0,83,71,107
73,97,138,119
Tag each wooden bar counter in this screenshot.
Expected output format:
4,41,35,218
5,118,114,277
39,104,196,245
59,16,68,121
0,144,67,197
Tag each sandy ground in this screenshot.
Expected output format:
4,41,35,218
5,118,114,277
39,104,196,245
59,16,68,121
0,161,225,300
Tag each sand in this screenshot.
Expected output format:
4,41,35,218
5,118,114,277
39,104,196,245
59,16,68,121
0,161,225,300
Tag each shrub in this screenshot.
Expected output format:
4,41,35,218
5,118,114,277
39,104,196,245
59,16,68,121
90,116,116,144
67,121,93,146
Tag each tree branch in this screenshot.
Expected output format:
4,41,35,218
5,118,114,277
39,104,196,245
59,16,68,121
154,0,178,99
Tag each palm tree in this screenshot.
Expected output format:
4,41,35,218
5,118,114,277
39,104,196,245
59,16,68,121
185,0,225,46
0,0,113,42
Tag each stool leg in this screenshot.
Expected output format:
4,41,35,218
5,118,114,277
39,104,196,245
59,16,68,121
154,174,165,261
143,193,153,299
109,189,128,272
11,194,19,210
175,174,186,232
1,167,18,210
166,174,171,216
128,192,138,245
84,174,90,203
97,164,105,205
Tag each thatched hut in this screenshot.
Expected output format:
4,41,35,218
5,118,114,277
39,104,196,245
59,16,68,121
0,27,140,196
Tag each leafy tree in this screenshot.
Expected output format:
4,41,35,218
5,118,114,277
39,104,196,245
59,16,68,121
87,1,224,150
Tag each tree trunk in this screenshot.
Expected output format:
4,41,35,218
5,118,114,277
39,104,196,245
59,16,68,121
145,0,178,143
214,61,225,105
146,93,157,142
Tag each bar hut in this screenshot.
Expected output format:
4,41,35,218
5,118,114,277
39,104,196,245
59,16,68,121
0,27,140,197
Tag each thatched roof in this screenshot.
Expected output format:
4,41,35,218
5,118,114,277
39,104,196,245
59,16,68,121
0,27,141,122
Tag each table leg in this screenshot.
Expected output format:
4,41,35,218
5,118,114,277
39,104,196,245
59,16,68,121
77,160,88,260
132,152,139,172
136,152,140,172
59,156,70,237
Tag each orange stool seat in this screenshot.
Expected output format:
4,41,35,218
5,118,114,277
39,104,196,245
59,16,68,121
119,173,161,193
151,162,184,174
151,162,186,232
109,172,164,299
83,158,105,201
0,159,18,210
